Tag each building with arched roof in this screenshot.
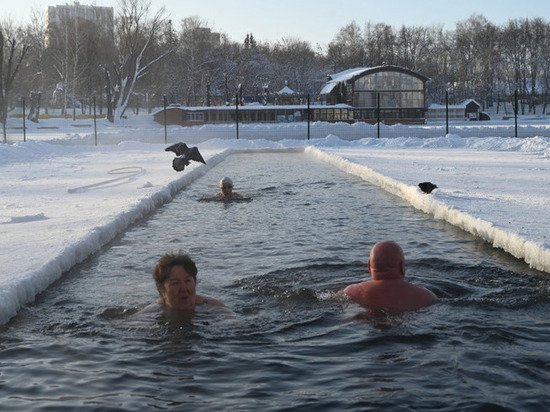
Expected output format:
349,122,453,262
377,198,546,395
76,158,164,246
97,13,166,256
152,65,431,127
318,65,430,124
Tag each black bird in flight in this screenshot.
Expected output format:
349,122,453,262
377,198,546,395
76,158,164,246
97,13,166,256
418,182,438,194
165,142,206,172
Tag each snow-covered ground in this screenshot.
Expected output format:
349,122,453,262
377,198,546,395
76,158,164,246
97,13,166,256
1,113,549,324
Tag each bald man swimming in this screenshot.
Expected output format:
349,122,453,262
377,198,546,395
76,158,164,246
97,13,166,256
339,240,437,311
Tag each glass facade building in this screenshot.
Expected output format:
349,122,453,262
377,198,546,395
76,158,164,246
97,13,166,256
153,65,430,127
319,65,430,124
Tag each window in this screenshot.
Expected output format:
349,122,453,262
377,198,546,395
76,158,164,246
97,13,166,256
401,91,424,107
376,72,401,90
355,74,376,90
354,91,377,107
379,92,400,108
187,112,204,121
353,71,425,110
400,75,423,90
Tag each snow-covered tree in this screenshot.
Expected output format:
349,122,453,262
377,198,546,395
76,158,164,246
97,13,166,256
270,37,325,98
106,0,170,121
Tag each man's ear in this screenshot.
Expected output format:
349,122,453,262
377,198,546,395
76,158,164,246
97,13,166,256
400,260,406,278
367,259,372,274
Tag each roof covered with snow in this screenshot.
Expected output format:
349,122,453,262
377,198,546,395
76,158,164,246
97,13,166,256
320,65,431,95
277,85,296,95
429,99,481,109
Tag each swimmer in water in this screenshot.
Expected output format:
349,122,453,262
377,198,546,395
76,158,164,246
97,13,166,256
338,240,437,311
217,177,243,199
152,252,226,313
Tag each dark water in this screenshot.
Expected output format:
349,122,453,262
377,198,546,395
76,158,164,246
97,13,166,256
1,151,549,411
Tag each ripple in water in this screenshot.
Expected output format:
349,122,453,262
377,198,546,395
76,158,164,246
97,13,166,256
1,151,549,411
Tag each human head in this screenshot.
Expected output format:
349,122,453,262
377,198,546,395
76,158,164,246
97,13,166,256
153,253,198,309
367,240,406,280
219,176,234,196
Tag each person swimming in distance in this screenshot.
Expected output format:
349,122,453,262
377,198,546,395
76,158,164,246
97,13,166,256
152,252,226,313
217,177,243,199
338,240,437,311
198,177,250,202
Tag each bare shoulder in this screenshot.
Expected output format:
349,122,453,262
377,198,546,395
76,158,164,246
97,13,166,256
206,296,227,307
197,294,226,307
417,284,438,302
340,282,367,300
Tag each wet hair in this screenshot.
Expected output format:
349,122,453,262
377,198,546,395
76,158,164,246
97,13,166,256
153,252,198,294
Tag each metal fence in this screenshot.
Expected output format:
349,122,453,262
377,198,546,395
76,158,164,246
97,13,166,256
3,94,550,145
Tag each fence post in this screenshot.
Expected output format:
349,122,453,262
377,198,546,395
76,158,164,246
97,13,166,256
235,93,239,140
163,95,167,144
23,98,26,142
307,91,310,140
93,96,98,146
377,92,381,139
445,90,449,135
514,89,518,138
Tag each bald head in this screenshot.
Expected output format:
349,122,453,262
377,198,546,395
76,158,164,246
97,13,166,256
368,241,406,280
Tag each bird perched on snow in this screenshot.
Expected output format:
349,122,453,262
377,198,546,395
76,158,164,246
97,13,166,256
165,142,206,172
418,182,438,194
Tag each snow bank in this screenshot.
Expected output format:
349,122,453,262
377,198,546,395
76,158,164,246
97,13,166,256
306,146,550,273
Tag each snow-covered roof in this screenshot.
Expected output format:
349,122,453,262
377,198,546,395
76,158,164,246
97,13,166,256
153,103,353,115
319,83,336,95
320,67,371,95
320,65,431,95
328,67,371,83
428,99,481,110
277,85,295,95
460,99,481,107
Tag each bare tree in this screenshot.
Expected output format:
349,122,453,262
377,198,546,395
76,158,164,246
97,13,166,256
270,37,324,98
4,7,550,123
501,19,531,114
1,23,29,142
235,34,273,104
363,22,396,66
44,13,88,117
327,21,365,72
451,14,499,107
10,9,47,119
522,18,546,114
212,36,240,105
395,25,435,72
176,16,223,106
538,23,550,114
106,0,170,121
147,18,179,106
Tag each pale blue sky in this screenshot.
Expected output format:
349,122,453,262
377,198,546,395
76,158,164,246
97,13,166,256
2,0,549,46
